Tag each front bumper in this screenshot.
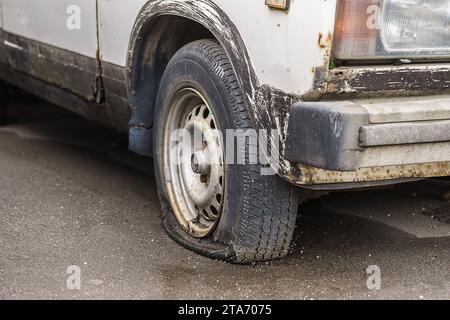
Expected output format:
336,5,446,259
286,95,450,185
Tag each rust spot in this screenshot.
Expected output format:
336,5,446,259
317,33,326,49
318,32,333,49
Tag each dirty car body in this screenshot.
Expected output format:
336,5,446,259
1,0,450,262
1,0,449,189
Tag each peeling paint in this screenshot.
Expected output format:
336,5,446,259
313,64,450,100
3,40,23,51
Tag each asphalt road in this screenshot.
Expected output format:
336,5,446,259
0,96,449,300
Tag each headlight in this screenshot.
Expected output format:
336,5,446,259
333,0,450,61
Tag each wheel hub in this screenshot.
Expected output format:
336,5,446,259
164,88,224,238
191,150,211,175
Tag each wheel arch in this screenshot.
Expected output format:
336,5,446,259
126,0,260,157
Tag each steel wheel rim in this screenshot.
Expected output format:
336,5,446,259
163,88,224,238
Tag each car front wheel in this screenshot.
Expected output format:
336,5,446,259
153,40,299,263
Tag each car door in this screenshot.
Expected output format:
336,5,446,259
1,0,101,101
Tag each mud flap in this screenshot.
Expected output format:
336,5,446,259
129,126,153,157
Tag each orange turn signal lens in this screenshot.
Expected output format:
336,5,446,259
333,0,450,61
333,0,380,60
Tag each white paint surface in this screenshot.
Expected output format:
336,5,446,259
98,0,337,95
2,0,98,58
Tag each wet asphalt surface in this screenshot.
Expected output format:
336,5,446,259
0,96,449,300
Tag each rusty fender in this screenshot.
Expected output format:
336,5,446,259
126,0,305,178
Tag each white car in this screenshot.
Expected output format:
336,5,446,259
0,0,449,263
